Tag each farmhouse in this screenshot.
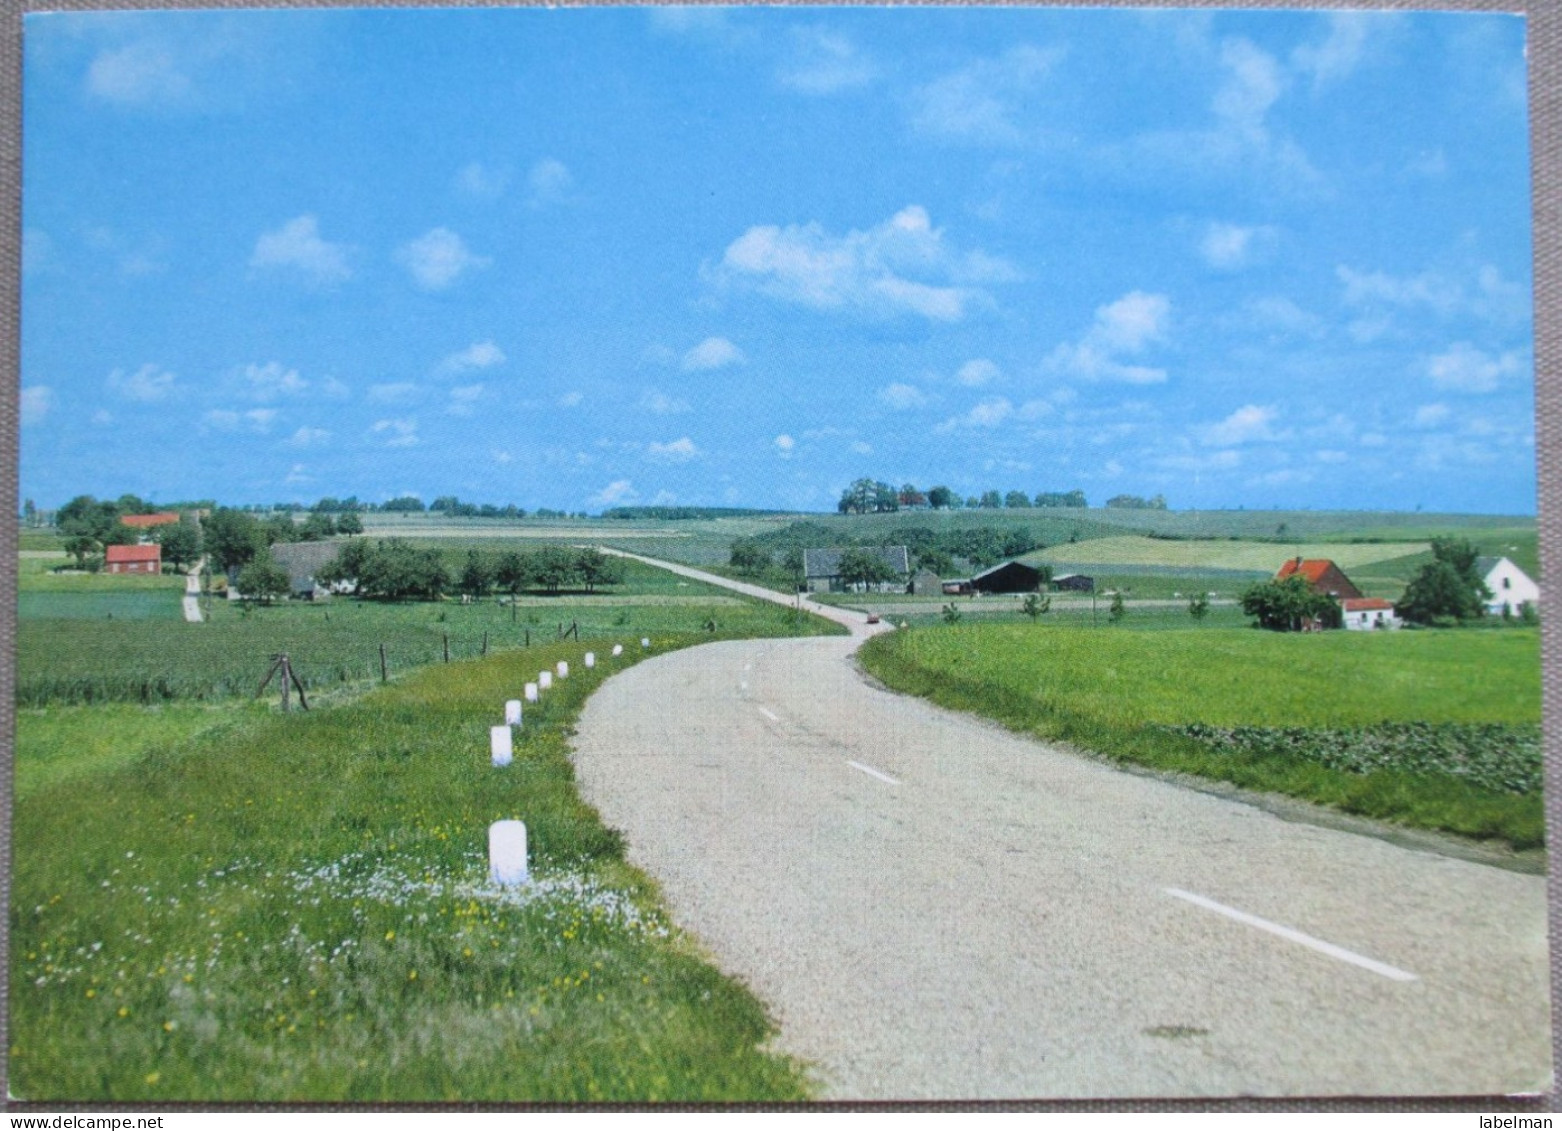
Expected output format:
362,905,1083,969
1275,557,1363,600
105,544,161,574
120,512,182,532
910,568,943,596
802,546,910,593
1477,556,1539,616
269,541,350,600
1341,597,1400,631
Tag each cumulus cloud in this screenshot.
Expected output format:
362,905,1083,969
1200,223,1275,270
646,437,699,463
371,417,419,447
251,216,351,287
936,397,1013,432
641,390,691,415
681,337,746,371
956,358,1000,386
1426,343,1524,393
1414,403,1451,428
878,382,928,410
1200,404,1283,446
447,385,485,415
367,382,420,405
558,392,584,408
777,27,876,95
1292,11,1381,91
455,161,508,199
87,39,192,106
910,45,1061,145
774,434,795,456
528,159,573,207
243,361,307,401
711,205,1016,322
397,228,489,290
108,363,176,402
21,386,52,427
1045,292,1172,384
590,479,638,506
203,408,275,434
288,426,331,447
1337,264,1462,314
436,341,506,377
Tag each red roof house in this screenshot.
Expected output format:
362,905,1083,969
1275,557,1363,600
105,544,162,574
120,512,182,529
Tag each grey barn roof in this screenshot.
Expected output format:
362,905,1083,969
269,540,344,589
803,546,911,578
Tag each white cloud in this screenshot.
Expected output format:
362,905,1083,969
1315,449,1350,464
1413,403,1451,428
251,216,351,287
493,450,513,465
1426,343,1524,394
108,363,175,402
528,158,573,207
910,45,1061,145
641,390,690,415
436,341,506,376
1046,292,1171,384
936,397,1013,432
956,358,1001,386
284,464,312,485
777,27,876,95
712,205,1015,322
87,39,191,106
1292,11,1380,91
368,382,420,405
371,417,419,447
850,441,873,455
681,337,746,371
456,161,508,199
447,385,484,415
774,434,795,456
1214,37,1285,142
1200,223,1274,270
288,426,331,447
1201,404,1282,446
590,479,638,507
878,382,928,410
558,392,584,408
244,361,307,401
397,228,489,291
1337,265,1462,314
202,408,275,434
21,386,52,427
646,437,699,464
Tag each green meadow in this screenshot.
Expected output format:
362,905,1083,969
859,624,1544,848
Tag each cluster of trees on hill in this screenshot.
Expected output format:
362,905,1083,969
729,520,1041,582
603,506,788,521
202,497,582,519
54,494,208,571
314,543,625,602
1104,494,1169,510
836,478,1089,515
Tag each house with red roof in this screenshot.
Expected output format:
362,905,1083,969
120,512,181,531
1340,597,1401,631
105,544,162,575
1275,557,1363,600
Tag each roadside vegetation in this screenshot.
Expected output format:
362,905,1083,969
859,625,1544,848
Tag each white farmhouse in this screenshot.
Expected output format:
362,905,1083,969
1476,556,1539,616
1341,597,1400,631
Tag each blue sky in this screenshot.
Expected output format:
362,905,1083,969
19,6,1536,514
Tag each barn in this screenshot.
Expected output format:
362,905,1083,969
969,560,1045,595
1275,557,1363,600
1053,573,1095,592
105,544,161,574
802,546,911,593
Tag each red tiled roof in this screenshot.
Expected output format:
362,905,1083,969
1276,558,1336,583
105,544,162,563
1341,598,1395,612
120,512,181,528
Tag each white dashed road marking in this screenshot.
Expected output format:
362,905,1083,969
847,760,901,786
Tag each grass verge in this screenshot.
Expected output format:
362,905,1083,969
857,625,1544,849
10,637,813,1101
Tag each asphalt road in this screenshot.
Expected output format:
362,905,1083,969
571,562,1552,1100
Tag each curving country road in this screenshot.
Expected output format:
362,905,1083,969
572,554,1551,1100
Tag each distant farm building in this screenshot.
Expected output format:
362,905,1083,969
269,541,350,600
1477,556,1539,617
120,512,182,532
1052,573,1095,593
1341,597,1400,631
1275,557,1363,600
105,544,161,574
802,546,910,593
910,569,943,596
968,560,1045,595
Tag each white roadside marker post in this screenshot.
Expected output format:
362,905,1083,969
539,671,553,690
584,652,595,669
556,660,569,679
524,682,539,702
489,820,528,886
504,700,523,725
612,644,623,657
641,637,651,649
490,725,514,767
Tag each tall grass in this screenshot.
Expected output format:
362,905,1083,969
859,625,1544,848
10,638,812,1101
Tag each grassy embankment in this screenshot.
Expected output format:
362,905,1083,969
859,625,1544,848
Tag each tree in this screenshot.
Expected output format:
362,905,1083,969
202,508,265,574
836,548,901,591
355,540,448,601
1240,575,1339,632
457,550,492,600
264,513,300,545
236,554,291,605
381,496,426,513
927,485,955,510
941,603,962,624
873,482,900,513
1004,490,1030,509
576,549,624,592
336,511,364,535
494,551,531,597
729,539,772,577
1108,590,1126,624
57,495,126,566
531,546,577,593
300,511,336,541
157,519,203,571
898,484,927,509
1188,592,1210,621
979,490,1002,509
1022,592,1050,621
916,548,956,577
1396,539,1490,626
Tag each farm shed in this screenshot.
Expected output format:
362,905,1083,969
1476,556,1539,616
105,544,161,574
1053,573,1095,593
910,569,943,596
1341,597,1400,631
969,560,1045,595
269,541,351,600
802,546,911,593
1275,557,1363,600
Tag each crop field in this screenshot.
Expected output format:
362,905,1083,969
9,639,811,1101
859,624,1544,847
1029,535,1432,573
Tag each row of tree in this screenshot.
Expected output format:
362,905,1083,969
728,521,1043,582
312,542,627,603
835,479,1091,515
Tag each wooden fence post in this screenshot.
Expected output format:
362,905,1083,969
482,631,489,657
443,633,450,663
380,643,388,683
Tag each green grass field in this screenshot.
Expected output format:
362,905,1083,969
859,624,1544,847
9,640,812,1102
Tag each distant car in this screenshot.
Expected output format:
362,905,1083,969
866,613,881,624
